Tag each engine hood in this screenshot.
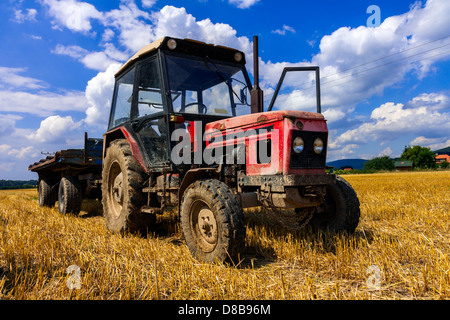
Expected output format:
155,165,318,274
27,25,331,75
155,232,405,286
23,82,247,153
205,110,325,132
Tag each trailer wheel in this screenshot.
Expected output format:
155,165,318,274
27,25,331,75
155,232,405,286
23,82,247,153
307,175,360,233
102,139,154,234
180,179,246,263
38,178,56,207
58,176,82,214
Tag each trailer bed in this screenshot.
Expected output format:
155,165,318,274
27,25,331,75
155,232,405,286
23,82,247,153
28,133,103,175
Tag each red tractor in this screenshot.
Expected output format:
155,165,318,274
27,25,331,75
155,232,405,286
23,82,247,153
31,36,360,263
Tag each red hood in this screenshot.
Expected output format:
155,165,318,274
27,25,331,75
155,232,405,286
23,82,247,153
205,110,325,132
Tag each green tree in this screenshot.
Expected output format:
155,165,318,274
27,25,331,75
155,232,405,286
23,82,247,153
440,160,449,169
364,155,395,171
400,145,436,169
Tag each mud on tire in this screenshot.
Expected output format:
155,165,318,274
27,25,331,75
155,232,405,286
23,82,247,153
180,179,246,263
102,139,155,234
308,175,360,233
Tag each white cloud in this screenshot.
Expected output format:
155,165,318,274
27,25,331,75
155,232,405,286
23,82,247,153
81,52,118,71
42,0,103,33
52,44,88,59
264,0,450,120
7,146,35,159
0,67,47,90
228,0,260,9
409,136,450,151
141,0,156,9
103,1,152,52
52,44,122,71
0,89,86,117
0,114,22,136
84,63,121,128
378,147,393,157
13,8,38,23
27,115,80,143
332,92,450,150
151,6,252,54
271,25,296,35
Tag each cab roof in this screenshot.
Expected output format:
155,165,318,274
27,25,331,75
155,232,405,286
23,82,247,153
115,36,246,77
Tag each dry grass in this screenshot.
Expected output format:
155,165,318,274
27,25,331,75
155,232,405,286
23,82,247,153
0,171,449,300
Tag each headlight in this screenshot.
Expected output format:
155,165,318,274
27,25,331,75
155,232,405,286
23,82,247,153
167,39,177,50
234,52,243,62
313,138,324,154
293,137,304,154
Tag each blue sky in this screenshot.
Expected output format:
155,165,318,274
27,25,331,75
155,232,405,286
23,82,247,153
0,0,449,179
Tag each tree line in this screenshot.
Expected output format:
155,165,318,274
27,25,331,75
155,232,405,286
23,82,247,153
0,180,37,190
364,145,449,171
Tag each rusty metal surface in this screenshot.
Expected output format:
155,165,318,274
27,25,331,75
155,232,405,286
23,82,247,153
237,173,335,192
28,135,103,173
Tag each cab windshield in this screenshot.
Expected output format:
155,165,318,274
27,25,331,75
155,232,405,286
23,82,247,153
165,55,251,117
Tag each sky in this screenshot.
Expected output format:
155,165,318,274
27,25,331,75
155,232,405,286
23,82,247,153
0,0,449,180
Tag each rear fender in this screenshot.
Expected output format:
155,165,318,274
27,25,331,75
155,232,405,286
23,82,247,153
103,126,147,172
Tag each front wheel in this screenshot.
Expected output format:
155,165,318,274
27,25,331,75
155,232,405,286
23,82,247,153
180,179,245,263
307,175,360,233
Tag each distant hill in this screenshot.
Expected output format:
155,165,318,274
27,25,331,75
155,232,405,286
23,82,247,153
434,146,450,155
326,159,367,170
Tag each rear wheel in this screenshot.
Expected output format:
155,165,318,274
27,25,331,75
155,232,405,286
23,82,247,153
307,175,360,233
38,178,56,207
102,139,155,234
180,179,246,263
58,176,82,214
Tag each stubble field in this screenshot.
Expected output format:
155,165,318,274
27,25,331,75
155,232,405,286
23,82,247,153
0,171,449,300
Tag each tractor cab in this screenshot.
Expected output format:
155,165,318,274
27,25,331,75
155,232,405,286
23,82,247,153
106,37,252,172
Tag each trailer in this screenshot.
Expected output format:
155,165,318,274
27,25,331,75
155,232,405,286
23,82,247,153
29,133,103,214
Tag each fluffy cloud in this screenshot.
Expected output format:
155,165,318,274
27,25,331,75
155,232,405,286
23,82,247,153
52,44,121,71
84,62,121,128
0,89,86,116
0,65,86,117
228,0,260,9
409,136,450,151
42,0,102,33
141,0,156,9
271,25,296,36
13,8,38,23
151,6,252,55
103,1,152,52
0,67,47,90
27,115,80,143
332,92,450,150
265,0,450,127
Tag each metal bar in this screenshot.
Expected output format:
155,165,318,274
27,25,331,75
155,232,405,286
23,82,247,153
267,66,322,113
251,36,264,114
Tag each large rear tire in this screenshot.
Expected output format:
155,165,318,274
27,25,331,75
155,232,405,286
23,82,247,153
180,179,246,263
58,176,82,214
102,139,155,234
307,175,360,233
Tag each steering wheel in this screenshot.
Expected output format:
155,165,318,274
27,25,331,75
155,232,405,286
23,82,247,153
182,102,208,114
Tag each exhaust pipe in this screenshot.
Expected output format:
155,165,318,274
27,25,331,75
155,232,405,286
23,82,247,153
251,36,264,114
